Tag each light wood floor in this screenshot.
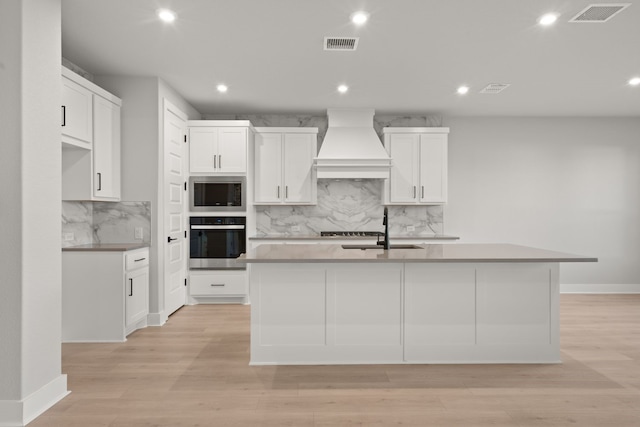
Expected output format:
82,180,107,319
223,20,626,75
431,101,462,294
32,294,640,427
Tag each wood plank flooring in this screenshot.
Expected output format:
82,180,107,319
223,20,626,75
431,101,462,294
31,294,640,426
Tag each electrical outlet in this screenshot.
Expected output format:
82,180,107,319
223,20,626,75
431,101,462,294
135,227,143,239
63,232,74,241
406,226,415,232
291,225,301,232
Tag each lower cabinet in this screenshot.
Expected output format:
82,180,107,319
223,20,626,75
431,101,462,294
62,247,149,342
189,269,248,304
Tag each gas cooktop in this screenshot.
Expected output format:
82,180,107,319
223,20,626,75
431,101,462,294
320,231,384,237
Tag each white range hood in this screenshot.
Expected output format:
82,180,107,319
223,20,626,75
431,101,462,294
315,108,391,179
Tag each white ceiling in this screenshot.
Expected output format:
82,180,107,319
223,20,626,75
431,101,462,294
61,0,640,117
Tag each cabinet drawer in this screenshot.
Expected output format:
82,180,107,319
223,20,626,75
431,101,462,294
126,249,149,271
190,271,247,296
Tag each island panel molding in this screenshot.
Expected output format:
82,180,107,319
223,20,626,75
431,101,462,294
244,243,594,365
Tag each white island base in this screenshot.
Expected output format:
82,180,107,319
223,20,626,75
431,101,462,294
250,262,560,365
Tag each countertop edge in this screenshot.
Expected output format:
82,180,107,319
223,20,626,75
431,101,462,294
62,243,150,252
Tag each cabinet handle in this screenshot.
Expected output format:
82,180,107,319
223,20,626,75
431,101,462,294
285,186,288,199
413,186,416,198
210,284,225,287
129,278,133,296
213,155,217,169
61,105,66,127
421,186,424,199
277,186,280,198
97,173,102,191
134,258,146,262
218,154,222,169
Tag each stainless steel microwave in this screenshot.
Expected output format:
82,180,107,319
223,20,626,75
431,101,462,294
189,176,246,212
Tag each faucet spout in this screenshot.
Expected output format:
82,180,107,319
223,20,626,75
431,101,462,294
378,207,390,250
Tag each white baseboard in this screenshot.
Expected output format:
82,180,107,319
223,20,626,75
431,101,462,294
0,374,69,427
146,312,166,327
560,283,640,293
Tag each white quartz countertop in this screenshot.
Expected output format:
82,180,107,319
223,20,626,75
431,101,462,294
240,243,597,263
62,243,149,252
249,235,459,241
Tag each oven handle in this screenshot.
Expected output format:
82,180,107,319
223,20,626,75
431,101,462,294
190,225,245,230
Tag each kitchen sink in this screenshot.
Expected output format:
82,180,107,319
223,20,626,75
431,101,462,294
341,244,423,250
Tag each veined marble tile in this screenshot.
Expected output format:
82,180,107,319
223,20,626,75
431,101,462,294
93,202,151,244
255,180,443,237
62,201,93,247
61,201,151,247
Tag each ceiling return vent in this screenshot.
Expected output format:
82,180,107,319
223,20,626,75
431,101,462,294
569,3,630,22
324,37,359,51
480,83,511,94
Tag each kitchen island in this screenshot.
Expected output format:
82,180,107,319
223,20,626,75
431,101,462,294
241,243,596,365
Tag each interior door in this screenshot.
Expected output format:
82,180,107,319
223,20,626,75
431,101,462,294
163,99,188,317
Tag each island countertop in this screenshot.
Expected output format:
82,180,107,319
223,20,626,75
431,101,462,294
240,243,597,263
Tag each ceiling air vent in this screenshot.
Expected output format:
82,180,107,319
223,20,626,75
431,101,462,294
480,83,511,94
569,3,630,22
324,37,359,51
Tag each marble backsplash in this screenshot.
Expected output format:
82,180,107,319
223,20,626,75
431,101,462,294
62,201,151,247
256,179,443,237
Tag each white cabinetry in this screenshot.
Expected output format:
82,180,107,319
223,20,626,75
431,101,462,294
383,128,448,205
188,121,252,174
189,270,248,303
254,127,318,205
62,247,149,342
61,66,122,201
62,76,93,148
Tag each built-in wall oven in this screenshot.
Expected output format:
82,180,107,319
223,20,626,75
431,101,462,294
189,216,246,269
189,176,246,212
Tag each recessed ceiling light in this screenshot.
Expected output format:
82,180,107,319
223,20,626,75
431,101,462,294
629,77,640,86
337,84,349,94
216,84,228,93
350,11,369,26
538,13,558,26
457,85,470,95
157,9,177,23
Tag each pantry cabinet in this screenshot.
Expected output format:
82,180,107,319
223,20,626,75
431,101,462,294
188,121,252,174
383,128,449,205
254,127,318,205
61,66,121,201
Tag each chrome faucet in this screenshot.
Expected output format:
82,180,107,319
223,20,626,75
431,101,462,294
377,207,390,250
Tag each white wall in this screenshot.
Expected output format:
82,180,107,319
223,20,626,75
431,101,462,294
444,117,640,291
0,0,68,424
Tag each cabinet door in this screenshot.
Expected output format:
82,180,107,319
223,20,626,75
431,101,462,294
125,267,149,327
254,133,283,203
93,95,121,200
419,133,447,204
62,77,93,148
189,127,217,173
389,134,419,203
217,127,247,173
283,133,315,203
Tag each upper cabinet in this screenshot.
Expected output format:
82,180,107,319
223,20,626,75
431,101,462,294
61,67,122,201
254,127,318,205
188,121,252,174
383,128,449,205
62,77,93,148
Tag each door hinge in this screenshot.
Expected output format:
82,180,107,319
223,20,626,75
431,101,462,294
184,135,187,143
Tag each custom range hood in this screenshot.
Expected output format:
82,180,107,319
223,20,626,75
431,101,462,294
314,108,391,179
